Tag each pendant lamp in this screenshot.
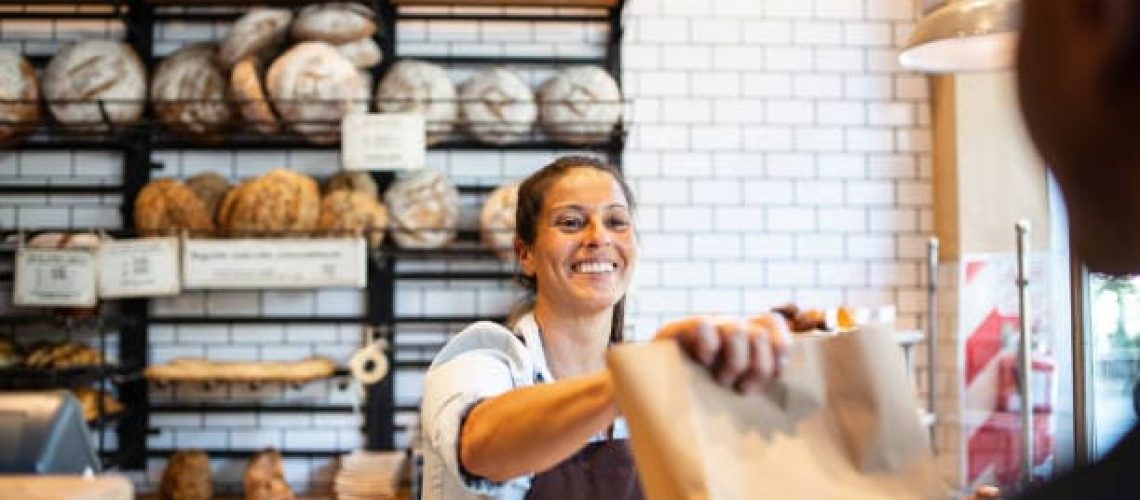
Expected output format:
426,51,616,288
897,0,1020,73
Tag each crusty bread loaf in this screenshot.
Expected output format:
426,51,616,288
217,169,320,236
151,43,233,138
538,65,622,145
375,59,457,145
480,182,519,261
0,49,40,145
145,357,336,382
134,178,216,235
184,172,231,223
160,450,212,500
245,449,294,500
219,8,293,68
267,42,367,144
43,40,146,131
291,3,377,44
384,168,459,249
231,56,281,134
335,37,382,68
324,170,378,199
459,67,536,145
318,190,387,246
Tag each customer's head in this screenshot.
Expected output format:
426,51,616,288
1018,0,1140,274
514,155,638,341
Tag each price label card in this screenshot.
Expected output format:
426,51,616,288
98,237,181,298
342,112,426,171
14,248,98,307
182,237,367,289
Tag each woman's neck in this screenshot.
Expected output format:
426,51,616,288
532,301,612,379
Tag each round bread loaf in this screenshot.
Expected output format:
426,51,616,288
43,40,146,131
318,190,387,247
267,42,367,144
384,168,459,249
245,449,294,500
185,172,231,222
336,37,382,68
218,169,320,236
219,8,293,68
231,56,280,134
459,67,536,145
134,178,216,235
538,66,621,145
151,43,233,138
161,450,212,500
324,170,378,199
480,182,519,261
375,59,457,145
0,49,40,145
291,3,377,44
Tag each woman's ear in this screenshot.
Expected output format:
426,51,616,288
515,237,535,278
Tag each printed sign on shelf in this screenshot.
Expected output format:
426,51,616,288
98,237,181,298
342,113,426,171
182,237,367,289
13,248,98,307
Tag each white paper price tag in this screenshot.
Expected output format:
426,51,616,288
98,238,181,298
342,112,426,171
182,238,367,289
13,248,98,307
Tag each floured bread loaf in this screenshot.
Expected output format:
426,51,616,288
291,3,377,44
231,56,280,134
135,178,216,235
0,49,40,145
245,449,294,500
480,182,519,261
184,172,231,222
218,168,320,236
384,168,459,249
459,67,536,145
324,170,378,199
538,66,621,145
151,43,233,138
160,450,212,500
267,42,367,144
219,8,293,68
43,40,146,131
336,37,382,68
375,59,457,145
318,189,388,246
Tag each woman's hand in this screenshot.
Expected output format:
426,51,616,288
654,314,792,394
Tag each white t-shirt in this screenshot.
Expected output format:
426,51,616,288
419,313,629,500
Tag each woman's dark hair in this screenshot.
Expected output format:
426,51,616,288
508,155,636,343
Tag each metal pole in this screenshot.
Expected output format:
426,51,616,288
1016,220,1034,488
927,237,939,452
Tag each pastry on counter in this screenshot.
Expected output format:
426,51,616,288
317,190,388,247
538,65,622,145
145,357,337,383
324,170,378,200
244,449,295,500
218,8,293,68
0,49,40,146
72,388,124,422
135,178,216,236
375,59,458,145
184,172,232,224
160,450,212,500
217,169,320,236
459,67,537,145
231,56,282,135
290,2,377,44
267,42,367,144
43,40,146,131
151,43,233,138
383,168,459,249
480,182,519,261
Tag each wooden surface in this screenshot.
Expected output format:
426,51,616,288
0,475,133,500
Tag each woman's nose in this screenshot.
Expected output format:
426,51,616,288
584,220,613,247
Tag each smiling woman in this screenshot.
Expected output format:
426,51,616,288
419,156,792,500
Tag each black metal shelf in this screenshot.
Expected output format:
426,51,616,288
150,402,356,413
147,448,348,458
149,315,371,325
0,365,132,388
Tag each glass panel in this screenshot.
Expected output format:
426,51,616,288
1087,273,1140,457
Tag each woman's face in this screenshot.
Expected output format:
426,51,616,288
519,167,638,315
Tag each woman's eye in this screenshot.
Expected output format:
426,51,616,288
556,217,585,230
607,217,630,230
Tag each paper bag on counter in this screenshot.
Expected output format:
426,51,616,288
607,325,947,500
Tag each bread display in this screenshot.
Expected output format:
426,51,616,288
43,40,146,131
231,56,281,135
26,232,103,250
267,42,367,144
134,178,216,236
335,37,382,69
0,49,40,145
160,450,212,500
538,65,622,145
184,172,231,223
480,182,519,260
23,341,103,369
290,3,377,44
375,60,458,145
72,388,124,422
151,43,233,138
219,8,293,68
317,190,388,246
244,449,295,500
459,67,536,145
145,357,337,383
384,169,459,249
324,170,378,199
217,169,320,236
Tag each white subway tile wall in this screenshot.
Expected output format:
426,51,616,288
0,0,954,492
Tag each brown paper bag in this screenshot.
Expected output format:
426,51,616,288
607,325,948,500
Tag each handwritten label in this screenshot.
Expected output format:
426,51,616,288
342,113,426,171
98,238,180,298
182,238,367,289
14,248,98,306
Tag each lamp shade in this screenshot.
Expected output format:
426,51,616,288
898,0,1020,73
